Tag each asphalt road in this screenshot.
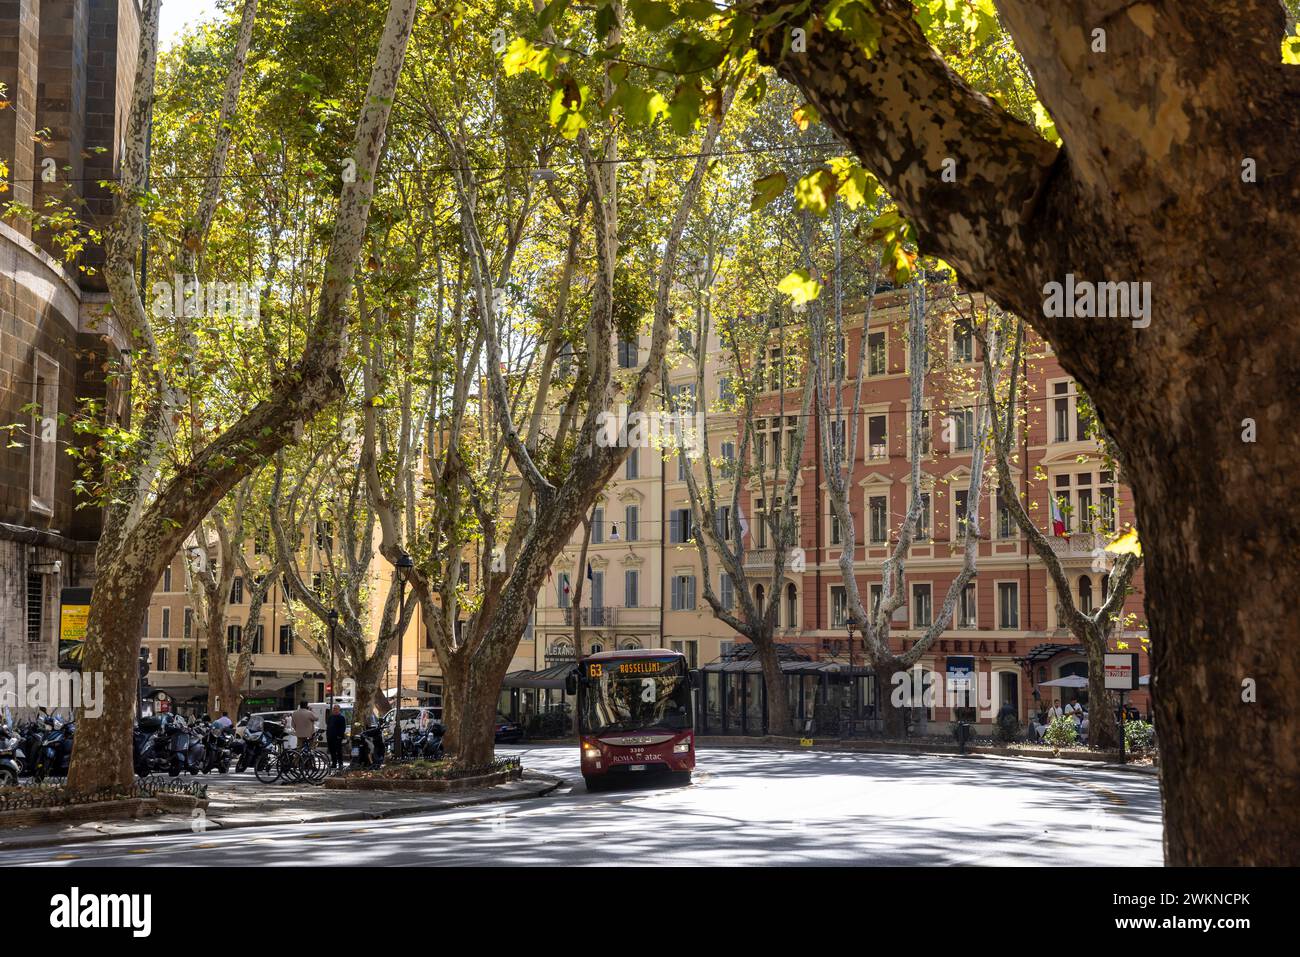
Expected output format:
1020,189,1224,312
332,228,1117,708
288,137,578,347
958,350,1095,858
9,746,1164,866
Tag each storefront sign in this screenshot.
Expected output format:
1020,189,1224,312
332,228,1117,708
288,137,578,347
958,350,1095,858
58,587,92,671
1103,653,1140,690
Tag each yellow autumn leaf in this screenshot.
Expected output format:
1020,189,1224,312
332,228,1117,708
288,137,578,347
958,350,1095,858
1105,527,1142,556
777,268,822,305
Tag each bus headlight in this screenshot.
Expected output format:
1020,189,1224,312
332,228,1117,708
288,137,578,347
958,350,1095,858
673,741,691,753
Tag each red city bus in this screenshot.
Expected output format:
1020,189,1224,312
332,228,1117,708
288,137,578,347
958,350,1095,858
565,648,698,791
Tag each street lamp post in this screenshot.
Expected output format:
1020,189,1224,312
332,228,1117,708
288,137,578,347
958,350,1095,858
393,553,414,759
327,610,339,714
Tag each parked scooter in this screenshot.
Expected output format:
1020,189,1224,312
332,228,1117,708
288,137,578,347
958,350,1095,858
200,718,233,774
33,710,75,781
164,713,207,776
133,715,172,777
236,715,279,773
403,721,446,761
0,709,24,786
351,721,385,769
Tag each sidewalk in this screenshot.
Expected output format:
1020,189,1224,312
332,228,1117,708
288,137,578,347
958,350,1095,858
0,770,563,852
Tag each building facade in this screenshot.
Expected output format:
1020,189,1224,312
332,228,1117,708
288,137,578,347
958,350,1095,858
1,0,137,685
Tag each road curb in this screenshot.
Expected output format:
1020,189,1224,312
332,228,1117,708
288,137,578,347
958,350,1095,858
0,773,565,852
693,737,1160,776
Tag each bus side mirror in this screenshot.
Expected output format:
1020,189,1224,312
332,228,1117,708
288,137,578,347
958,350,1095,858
689,669,702,689
565,671,578,696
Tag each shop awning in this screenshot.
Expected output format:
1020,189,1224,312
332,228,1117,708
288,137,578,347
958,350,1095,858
503,662,575,690
702,659,872,677
1016,643,1084,665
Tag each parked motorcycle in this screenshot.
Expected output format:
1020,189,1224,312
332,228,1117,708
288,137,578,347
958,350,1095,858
403,721,445,761
163,713,206,776
200,719,233,774
0,712,24,786
236,716,283,773
33,711,74,781
351,722,385,769
133,715,172,777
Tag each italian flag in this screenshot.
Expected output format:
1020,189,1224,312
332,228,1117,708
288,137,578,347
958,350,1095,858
1050,495,1068,538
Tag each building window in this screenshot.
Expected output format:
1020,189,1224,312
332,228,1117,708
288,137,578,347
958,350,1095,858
161,608,171,639
998,582,1020,629
912,583,932,628
912,409,933,457
184,608,193,639
230,576,244,604
669,509,693,544
1050,380,1087,443
870,583,883,619
1079,576,1094,614
997,490,1016,538
867,330,886,376
951,407,974,452
624,504,639,542
591,507,604,544
677,454,689,482
671,575,696,611
720,572,734,610
915,492,932,541
959,584,978,629
163,566,172,592
670,640,698,668
830,506,842,546
625,570,639,607
867,414,887,460
156,647,169,672
26,573,44,642
249,625,264,655
618,337,638,368
715,505,731,542
279,624,293,655
227,625,242,653
869,495,888,544
831,585,847,627
785,583,798,629
625,450,638,479
199,649,208,673
316,519,332,550
178,647,192,672
29,352,59,515
953,320,973,363
954,488,969,539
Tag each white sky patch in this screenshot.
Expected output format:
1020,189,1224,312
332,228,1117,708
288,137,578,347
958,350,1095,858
161,0,221,49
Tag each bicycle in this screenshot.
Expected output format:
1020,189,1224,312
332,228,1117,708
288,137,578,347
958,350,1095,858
254,732,329,784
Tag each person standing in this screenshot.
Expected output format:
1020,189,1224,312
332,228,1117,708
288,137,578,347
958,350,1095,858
291,700,318,749
326,704,347,769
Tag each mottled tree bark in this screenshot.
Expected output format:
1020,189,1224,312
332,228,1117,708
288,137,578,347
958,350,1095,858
754,0,1300,863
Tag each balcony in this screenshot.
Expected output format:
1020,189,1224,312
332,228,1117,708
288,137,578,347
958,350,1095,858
742,548,778,569
1047,530,1111,560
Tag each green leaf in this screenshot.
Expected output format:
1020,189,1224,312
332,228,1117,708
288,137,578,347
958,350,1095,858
750,171,787,211
777,268,822,305
628,0,678,31
537,0,573,32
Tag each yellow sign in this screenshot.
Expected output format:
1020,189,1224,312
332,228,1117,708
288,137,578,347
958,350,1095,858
616,661,663,675
800,738,814,747
60,604,89,642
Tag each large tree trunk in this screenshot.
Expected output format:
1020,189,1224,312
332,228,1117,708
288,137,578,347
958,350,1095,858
457,658,510,765
68,547,167,789
1131,428,1299,865
438,652,470,756
752,0,1300,864
1084,624,1120,751
755,632,791,736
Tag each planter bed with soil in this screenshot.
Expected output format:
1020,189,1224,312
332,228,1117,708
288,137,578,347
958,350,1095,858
324,758,523,793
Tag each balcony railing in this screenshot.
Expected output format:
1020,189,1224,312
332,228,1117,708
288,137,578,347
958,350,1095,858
1047,530,1111,559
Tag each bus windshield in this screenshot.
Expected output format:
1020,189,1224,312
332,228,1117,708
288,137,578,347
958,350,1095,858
580,657,692,736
